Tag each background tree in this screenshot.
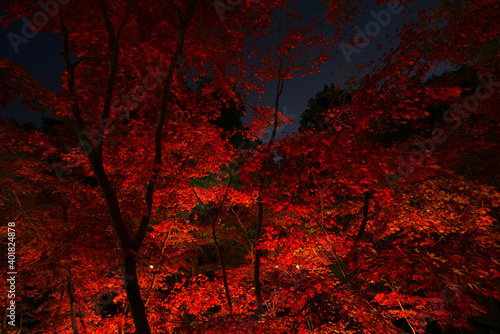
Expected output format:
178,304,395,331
299,84,351,132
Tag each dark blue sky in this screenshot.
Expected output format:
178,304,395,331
253,0,436,138
0,22,63,124
0,0,436,134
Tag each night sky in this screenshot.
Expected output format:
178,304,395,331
0,0,437,136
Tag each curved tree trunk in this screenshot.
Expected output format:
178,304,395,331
59,1,200,332
253,60,284,306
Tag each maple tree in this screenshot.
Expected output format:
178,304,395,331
1,0,499,333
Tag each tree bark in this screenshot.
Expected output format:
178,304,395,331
66,269,78,334
254,199,264,304
123,254,151,334
253,62,284,306
356,191,373,241
192,183,233,312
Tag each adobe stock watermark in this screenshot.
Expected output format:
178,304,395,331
6,221,17,327
51,64,168,181
234,256,315,332
7,0,70,54
339,0,403,63
422,276,467,331
261,105,299,143
110,64,168,121
212,0,242,21
226,103,298,178
399,276,466,334
385,75,500,189
92,273,136,317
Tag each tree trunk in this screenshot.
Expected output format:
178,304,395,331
253,69,283,307
356,191,373,241
66,269,78,334
192,185,233,311
123,254,151,334
59,2,198,332
254,199,264,304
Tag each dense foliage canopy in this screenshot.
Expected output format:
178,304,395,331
1,0,499,333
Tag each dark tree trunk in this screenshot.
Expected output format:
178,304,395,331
66,269,78,334
356,191,373,241
123,254,151,334
254,199,264,304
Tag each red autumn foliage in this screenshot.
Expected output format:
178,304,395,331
1,0,499,333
